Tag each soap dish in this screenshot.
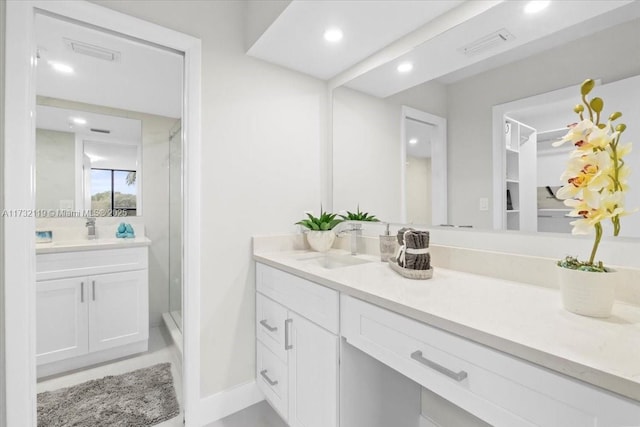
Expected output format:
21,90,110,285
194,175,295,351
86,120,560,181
388,258,433,280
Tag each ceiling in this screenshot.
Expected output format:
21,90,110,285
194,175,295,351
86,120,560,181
36,13,183,118
246,0,637,98
36,105,142,144
346,0,637,97
247,0,464,80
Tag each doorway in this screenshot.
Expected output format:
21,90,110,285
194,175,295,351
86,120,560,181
3,2,201,425
400,106,447,226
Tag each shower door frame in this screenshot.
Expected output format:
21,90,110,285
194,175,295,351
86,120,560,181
3,1,202,426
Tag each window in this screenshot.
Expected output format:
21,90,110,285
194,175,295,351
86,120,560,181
90,168,137,216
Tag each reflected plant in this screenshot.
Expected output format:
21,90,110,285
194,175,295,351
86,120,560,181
126,171,136,186
339,205,380,222
553,79,635,270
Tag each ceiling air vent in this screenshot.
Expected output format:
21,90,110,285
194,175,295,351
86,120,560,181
90,128,111,134
64,38,121,62
459,29,515,56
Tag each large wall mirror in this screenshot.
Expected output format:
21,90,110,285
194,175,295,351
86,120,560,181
331,1,640,237
36,104,142,216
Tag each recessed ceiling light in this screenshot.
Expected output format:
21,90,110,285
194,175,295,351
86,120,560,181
409,138,418,145
397,62,413,73
524,0,550,14
71,117,87,125
323,28,343,43
48,60,74,74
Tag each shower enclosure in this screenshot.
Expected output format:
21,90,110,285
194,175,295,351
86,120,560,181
168,120,183,332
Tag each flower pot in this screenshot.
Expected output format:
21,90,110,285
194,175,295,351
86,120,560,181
558,266,616,318
306,230,336,252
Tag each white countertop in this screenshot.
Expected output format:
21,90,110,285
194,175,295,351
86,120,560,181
254,248,640,402
36,236,152,254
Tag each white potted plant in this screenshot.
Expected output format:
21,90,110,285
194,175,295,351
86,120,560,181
553,79,634,317
295,209,343,252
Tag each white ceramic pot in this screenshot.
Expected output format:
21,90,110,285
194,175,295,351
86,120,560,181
558,266,616,318
306,230,336,252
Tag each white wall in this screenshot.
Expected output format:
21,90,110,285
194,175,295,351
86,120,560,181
91,0,325,398
447,18,640,229
35,129,75,210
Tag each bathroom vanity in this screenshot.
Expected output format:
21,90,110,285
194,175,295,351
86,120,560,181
254,241,640,427
35,238,151,377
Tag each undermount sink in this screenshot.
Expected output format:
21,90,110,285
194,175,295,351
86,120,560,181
298,253,372,270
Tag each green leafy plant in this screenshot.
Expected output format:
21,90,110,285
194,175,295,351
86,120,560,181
557,256,606,273
295,208,343,231
339,206,380,222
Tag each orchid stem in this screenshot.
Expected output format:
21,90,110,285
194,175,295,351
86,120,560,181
588,223,603,265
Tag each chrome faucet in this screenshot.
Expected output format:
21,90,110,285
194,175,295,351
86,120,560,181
86,217,96,240
335,221,363,255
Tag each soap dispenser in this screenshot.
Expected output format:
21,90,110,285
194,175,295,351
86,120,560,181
379,223,397,262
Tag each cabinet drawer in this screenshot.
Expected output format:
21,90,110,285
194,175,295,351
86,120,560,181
256,263,338,334
256,293,288,362
341,295,640,427
37,247,148,281
257,341,288,422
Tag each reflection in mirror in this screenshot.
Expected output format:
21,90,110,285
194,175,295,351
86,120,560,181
332,82,447,226
494,74,640,237
333,1,640,233
35,105,142,216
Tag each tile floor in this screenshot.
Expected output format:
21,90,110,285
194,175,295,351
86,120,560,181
37,325,184,427
205,401,287,427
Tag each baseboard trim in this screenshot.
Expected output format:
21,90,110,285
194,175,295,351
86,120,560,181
196,380,264,425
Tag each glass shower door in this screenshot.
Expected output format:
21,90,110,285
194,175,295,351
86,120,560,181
168,120,182,331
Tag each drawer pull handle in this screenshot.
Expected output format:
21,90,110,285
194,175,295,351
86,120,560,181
260,319,278,332
92,281,96,301
80,282,84,303
260,369,278,386
285,319,293,350
410,350,468,382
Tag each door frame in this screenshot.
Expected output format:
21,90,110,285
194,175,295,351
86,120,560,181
400,106,447,225
3,1,202,425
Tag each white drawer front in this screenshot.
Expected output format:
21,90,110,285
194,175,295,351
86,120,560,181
341,295,640,427
256,293,288,362
257,341,288,422
257,263,339,334
37,247,148,281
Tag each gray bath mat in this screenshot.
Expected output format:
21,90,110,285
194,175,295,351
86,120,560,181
38,362,180,427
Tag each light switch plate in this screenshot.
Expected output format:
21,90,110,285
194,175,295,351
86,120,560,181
479,197,489,211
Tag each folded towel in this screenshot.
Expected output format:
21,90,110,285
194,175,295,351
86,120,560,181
125,223,135,236
397,230,430,270
115,223,136,239
396,227,414,246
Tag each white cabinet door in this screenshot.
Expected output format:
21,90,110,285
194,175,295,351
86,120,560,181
288,312,338,427
36,278,89,364
88,270,148,352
